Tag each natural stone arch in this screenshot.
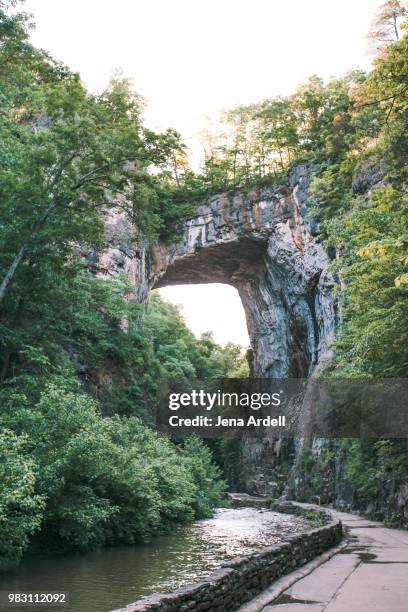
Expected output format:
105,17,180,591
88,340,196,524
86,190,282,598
147,169,337,377
100,164,337,378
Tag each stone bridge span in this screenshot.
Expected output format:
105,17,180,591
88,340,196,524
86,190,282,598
149,166,337,377
102,164,337,378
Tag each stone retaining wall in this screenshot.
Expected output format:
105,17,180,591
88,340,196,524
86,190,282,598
112,505,342,612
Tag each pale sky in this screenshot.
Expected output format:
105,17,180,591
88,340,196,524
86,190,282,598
23,0,382,346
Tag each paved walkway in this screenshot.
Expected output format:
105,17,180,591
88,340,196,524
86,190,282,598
238,504,408,612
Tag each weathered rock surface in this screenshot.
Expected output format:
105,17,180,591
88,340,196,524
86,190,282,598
96,164,337,378
132,164,338,378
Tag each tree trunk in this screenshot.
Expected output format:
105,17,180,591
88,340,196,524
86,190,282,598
393,16,399,41
0,349,11,384
0,197,58,307
0,245,27,306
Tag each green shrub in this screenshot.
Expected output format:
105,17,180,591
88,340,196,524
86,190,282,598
0,430,45,569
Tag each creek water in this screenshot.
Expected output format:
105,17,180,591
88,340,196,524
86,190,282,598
0,507,309,612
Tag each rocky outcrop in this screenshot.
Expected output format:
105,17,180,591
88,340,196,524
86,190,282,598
97,164,337,378
225,493,268,508
129,164,338,378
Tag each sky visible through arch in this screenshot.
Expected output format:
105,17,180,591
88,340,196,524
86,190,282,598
159,284,250,346
24,0,383,345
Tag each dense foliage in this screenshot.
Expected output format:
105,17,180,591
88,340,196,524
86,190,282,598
0,268,239,569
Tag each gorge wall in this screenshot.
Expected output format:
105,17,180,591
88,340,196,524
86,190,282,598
151,165,338,378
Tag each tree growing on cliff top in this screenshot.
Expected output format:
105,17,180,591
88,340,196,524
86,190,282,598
367,0,408,51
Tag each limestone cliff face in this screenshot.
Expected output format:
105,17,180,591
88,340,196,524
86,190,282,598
97,164,337,378
148,164,337,378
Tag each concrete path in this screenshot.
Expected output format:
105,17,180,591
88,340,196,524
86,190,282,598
238,505,408,612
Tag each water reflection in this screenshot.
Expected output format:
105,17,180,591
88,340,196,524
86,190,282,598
0,508,308,612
